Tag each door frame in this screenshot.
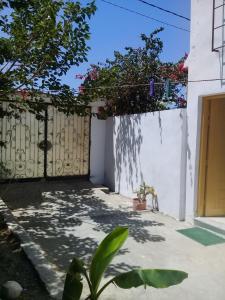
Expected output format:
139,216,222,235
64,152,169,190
197,95,225,216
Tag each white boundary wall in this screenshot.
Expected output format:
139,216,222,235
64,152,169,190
89,104,106,185
104,109,187,220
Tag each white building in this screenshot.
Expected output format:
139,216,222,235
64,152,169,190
186,0,225,222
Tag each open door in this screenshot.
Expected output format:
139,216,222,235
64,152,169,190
198,97,225,216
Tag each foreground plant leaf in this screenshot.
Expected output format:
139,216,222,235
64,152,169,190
113,269,188,289
90,226,129,294
62,257,86,300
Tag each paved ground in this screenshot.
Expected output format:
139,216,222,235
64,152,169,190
1,179,225,300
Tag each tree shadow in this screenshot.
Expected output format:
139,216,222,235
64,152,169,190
105,262,141,278
110,111,164,195
1,180,165,277
114,114,144,193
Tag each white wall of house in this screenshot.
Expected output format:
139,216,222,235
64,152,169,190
186,0,225,220
104,109,187,220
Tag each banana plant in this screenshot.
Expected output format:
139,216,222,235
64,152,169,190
62,227,188,300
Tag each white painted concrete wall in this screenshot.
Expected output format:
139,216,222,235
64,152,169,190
104,109,187,220
89,107,106,185
104,117,115,190
186,0,225,220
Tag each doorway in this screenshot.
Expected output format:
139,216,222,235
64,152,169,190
198,97,225,216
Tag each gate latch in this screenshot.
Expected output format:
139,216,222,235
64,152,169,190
38,140,52,151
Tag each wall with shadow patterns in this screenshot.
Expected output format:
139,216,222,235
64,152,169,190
104,109,187,220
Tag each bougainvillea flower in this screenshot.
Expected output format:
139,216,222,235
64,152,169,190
178,62,188,73
19,90,29,100
88,68,98,80
169,74,178,81
178,63,185,72
78,85,85,94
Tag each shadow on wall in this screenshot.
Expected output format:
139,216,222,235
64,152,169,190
186,112,193,188
114,111,164,194
115,114,144,193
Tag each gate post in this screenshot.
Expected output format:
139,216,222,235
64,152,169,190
44,108,48,178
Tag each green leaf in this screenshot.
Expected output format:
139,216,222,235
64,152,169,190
90,226,129,294
62,257,86,300
113,269,188,289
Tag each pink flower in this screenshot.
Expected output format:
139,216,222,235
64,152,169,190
178,62,184,72
19,90,29,100
178,62,188,73
88,68,98,81
79,85,85,94
169,74,178,81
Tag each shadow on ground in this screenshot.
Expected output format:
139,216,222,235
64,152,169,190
1,180,165,276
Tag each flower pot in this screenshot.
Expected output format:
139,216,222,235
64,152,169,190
133,198,147,211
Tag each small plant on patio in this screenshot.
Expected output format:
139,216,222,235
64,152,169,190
62,227,188,300
133,182,158,211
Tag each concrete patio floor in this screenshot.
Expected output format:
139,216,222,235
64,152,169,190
1,179,225,300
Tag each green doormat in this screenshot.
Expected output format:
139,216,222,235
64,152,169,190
177,227,225,246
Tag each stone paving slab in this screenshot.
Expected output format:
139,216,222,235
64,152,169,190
0,198,64,299
1,180,225,300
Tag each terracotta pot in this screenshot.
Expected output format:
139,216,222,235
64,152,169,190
133,198,147,211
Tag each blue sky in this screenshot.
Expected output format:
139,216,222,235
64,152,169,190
64,0,191,89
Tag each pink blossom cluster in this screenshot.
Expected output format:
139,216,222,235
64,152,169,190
88,67,98,81
78,85,85,94
19,90,29,100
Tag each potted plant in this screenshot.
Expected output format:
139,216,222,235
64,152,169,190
133,182,157,211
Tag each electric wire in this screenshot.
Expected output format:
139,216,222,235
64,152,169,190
1,77,225,95
99,0,190,33
136,0,190,21
71,77,225,92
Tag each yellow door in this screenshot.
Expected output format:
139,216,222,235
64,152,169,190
201,98,225,216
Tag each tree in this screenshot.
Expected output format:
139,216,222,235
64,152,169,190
77,28,188,118
0,0,96,117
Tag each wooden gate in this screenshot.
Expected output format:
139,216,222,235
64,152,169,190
0,102,90,179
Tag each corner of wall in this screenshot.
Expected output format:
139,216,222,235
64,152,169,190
179,109,188,221
89,111,106,185
103,117,116,192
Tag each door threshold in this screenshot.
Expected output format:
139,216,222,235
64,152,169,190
195,217,225,237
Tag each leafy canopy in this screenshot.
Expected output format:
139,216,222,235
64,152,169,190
77,28,188,117
0,0,96,115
